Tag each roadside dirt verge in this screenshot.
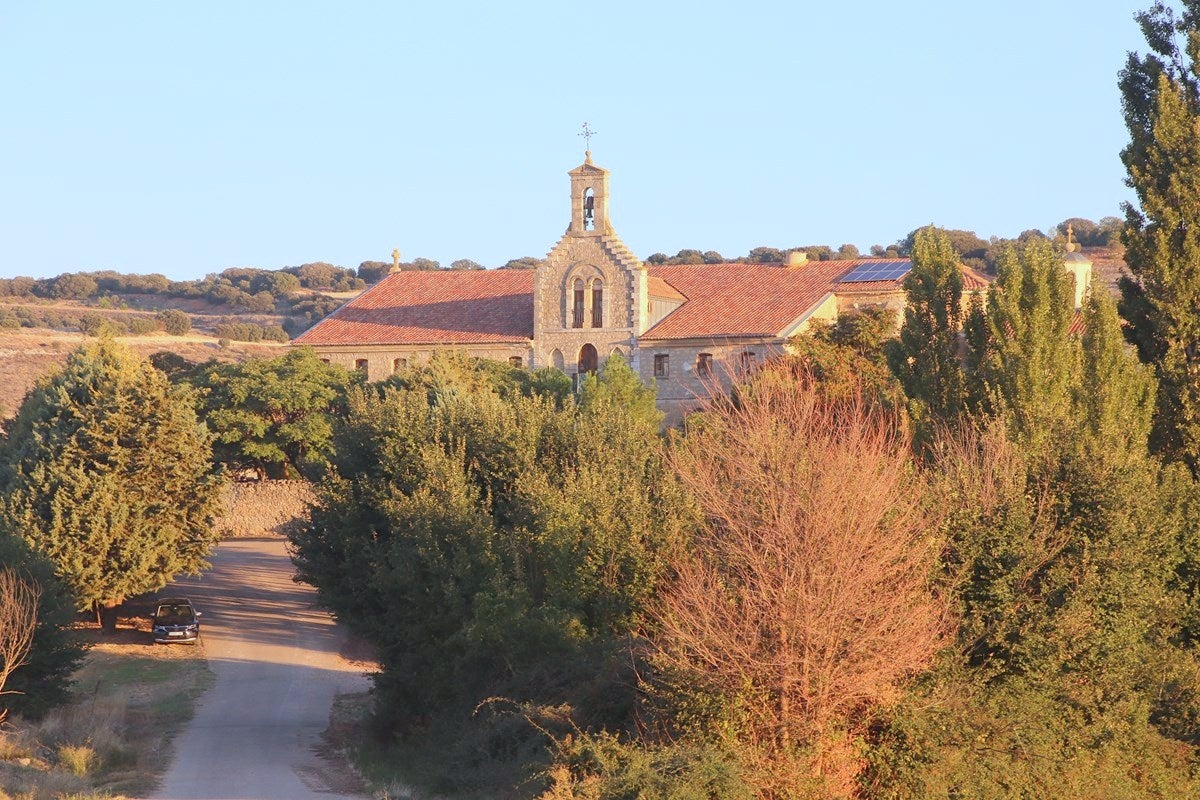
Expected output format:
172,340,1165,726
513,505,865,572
0,609,213,800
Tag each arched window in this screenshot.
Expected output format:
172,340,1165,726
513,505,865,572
572,279,585,328
697,352,713,378
393,357,408,373
578,343,598,375
551,349,565,371
583,188,595,231
591,278,603,328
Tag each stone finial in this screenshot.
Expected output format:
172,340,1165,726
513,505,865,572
391,248,402,273
1066,223,1077,253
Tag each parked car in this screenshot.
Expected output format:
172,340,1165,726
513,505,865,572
151,597,201,644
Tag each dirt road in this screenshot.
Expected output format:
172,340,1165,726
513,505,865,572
150,539,372,800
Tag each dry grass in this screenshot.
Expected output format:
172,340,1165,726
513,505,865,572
0,610,212,800
0,326,283,421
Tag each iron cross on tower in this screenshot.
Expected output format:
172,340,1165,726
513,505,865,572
579,122,596,158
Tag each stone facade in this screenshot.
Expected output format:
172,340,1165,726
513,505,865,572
533,155,648,379
317,342,531,382
639,337,787,425
293,155,994,423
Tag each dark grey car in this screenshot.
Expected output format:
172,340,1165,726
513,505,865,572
151,597,201,644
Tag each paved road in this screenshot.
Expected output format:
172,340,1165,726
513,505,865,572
151,539,372,800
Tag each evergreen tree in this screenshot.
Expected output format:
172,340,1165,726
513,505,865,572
0,531,85,717
887,226,966,428
0,339,222,632
965,239,1079,463
577,352,661,429
1119,1,1200,465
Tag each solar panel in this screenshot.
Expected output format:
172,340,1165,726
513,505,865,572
838,260,913,283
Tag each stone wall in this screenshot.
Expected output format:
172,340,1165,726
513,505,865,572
310,342,531,382
215,479,316,538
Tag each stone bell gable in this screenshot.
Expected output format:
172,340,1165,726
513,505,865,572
533,153,649,375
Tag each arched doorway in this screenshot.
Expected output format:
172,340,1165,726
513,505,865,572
578,343,598,376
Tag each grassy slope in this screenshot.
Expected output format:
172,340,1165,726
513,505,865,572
0,327,286,422
0,609,214,800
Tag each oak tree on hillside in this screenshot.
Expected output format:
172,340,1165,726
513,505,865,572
184,348,353,479
0,339,223,632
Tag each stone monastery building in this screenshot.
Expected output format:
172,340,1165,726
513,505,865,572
294,154,1084,421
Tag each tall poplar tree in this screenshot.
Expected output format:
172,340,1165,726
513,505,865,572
966,238,1079,463
1119,1,1200,465
887,226,966,427
0,339,222,632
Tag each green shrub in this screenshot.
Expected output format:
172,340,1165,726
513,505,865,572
127,317,156,335
156,309,190,336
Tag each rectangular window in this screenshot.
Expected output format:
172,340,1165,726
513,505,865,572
393,357,408,373
509,356,523,367
354,358,369,374
592,287,603,328
654,353,670,379
573,288,585,328
739,351,757,372
697,352,713,378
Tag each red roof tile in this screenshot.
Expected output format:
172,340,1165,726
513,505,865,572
647,275,687,301
292,270,535,346
642,261,858,340
292,259,992,347
960,264,991,291
1068,309,1086,336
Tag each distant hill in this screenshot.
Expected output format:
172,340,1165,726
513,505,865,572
0,325,287,423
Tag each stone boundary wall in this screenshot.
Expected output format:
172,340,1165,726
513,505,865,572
215,479,316,538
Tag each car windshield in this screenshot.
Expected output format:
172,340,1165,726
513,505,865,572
156,604,194,625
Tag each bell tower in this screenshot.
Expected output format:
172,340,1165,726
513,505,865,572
568,152,610,236
533,145,648,377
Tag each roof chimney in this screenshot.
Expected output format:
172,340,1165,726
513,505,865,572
786,250,808,267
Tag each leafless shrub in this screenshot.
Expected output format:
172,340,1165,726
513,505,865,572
0,568,41,725
658,366,952,798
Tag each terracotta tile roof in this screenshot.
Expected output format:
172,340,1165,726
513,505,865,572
291,270,535,346
292,259,993,347
960,264,991,291
642,261,856,340
647,275,687,301
1068,309,1086,336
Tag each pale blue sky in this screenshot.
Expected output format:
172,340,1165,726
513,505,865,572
0,2,1148,280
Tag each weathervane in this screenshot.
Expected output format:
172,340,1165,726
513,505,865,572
579,122,596,160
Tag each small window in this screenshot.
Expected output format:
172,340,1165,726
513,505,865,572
739,351,757,372
697,352,713,378
572,279,585,328
654,353,670,379
354,358,369,374
393,357,408,373
509,356,523,368
591,281,603,328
